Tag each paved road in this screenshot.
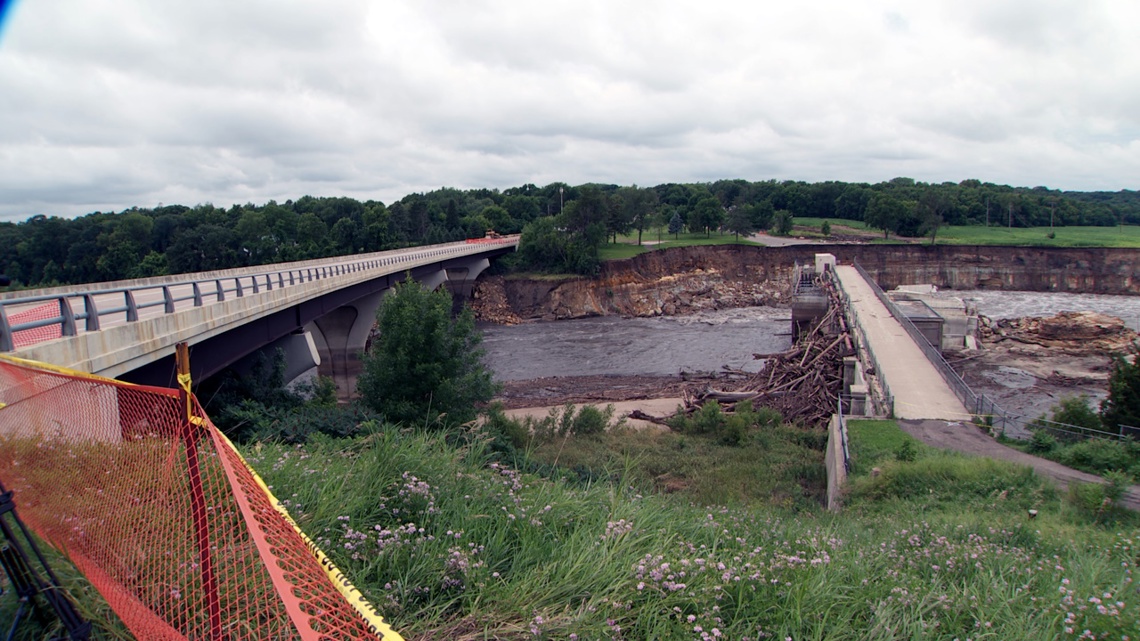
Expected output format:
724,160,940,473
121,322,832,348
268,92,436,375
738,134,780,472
747,232,819,247
834,265,969,421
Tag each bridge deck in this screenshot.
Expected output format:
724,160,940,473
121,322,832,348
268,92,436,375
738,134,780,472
834,265,969,421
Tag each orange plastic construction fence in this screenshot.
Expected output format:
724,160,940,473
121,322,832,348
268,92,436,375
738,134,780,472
0,355,402,641
6,302,63,348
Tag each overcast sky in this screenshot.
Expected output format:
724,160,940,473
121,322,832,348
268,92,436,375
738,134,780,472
1,0,1137,222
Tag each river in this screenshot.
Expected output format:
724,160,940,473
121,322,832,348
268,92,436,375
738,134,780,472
479,291,1140,382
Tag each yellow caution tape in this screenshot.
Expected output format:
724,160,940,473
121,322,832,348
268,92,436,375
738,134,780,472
0,353,127,384
212,429,403,641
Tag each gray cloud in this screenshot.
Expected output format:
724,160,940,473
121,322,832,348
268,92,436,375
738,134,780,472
0,0,1137,222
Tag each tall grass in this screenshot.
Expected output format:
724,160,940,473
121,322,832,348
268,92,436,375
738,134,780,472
238,421,1138,640
8,417,1139,639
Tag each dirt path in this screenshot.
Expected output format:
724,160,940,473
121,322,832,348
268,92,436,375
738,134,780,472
503,398,683,430
899,419,1140,511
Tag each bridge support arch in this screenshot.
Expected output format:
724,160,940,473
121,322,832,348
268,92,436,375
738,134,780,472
305,290,388,402
307,264,471,401
442,257,491,313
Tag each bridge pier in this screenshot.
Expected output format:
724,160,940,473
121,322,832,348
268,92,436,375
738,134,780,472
307,263,479,402
443,257,491,314
306,290,388,403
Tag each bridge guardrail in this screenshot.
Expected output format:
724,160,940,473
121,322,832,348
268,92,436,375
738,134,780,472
850,259,1019,430
0,236,518,352
827,270,895,417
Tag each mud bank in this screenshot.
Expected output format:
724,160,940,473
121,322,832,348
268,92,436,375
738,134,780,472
475,244,1138,321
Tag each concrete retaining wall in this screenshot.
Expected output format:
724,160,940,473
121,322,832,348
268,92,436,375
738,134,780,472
825,413,848,512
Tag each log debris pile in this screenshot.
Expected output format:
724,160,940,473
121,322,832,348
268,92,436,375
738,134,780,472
680,279,852,426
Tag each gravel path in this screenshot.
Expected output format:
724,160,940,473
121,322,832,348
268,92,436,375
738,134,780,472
898,419,1140,511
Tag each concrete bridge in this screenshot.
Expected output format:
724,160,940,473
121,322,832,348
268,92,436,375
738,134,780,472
794,254,975,422
832,263,970,421
0,237,518,396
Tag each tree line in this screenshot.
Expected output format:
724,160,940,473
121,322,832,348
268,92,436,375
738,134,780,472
2,178,1137,287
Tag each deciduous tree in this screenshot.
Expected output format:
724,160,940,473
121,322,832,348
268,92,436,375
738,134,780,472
357,277,498,427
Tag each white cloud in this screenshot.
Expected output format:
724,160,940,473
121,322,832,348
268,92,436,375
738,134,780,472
0,0,1137,221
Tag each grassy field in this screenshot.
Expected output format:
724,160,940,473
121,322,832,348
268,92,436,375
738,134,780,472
6,415,1139,639
933,224,1140,247
602,222,1140,260
794,218,1140,247
517,402,827,509
793,214,1140,244
599,232,758,260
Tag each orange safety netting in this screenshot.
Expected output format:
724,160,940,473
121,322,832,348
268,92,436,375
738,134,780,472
0,355,402,641
6,302,64,348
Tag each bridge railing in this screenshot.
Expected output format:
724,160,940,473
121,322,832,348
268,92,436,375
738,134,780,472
0,237,518,352
827,270,895,417
850,259,1018,430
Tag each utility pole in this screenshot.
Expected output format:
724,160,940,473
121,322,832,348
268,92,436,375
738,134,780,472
1008,202,1012,229
985,197,990,227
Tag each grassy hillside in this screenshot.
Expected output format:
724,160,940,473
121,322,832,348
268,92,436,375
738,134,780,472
6,416,1137,640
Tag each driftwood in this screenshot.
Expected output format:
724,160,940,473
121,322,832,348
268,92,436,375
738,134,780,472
679,275,848,426
628,409,672,426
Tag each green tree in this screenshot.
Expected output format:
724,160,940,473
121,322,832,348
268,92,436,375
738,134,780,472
834,186,871,221
772,210,794,236
517,217,568,271
864,193,906,239
821,220,831,237
668,211,683,238
748,200,775,231
1101,345,1140,432
725,206,754,240
357,277,498,427
618,185,658,245
691,196,724,237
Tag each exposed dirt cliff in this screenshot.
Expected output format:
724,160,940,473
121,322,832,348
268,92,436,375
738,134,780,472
474,246,793,321
473,244,1139,323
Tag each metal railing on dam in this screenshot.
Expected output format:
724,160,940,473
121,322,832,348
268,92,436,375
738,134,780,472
826,268,895,418
0,236,518,352
850,259,1015,431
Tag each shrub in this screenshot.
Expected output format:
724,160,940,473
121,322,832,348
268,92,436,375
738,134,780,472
894,439,918,462
1028,430,1056,453
1051,396,1103,431
684,401,724,435
481,403,530,450
567,404,612,436
1057,438,1134,476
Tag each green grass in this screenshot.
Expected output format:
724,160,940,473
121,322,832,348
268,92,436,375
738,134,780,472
845,419,925,475
1004,432,1140,479
523,413,827,510
599,232,759,260
934,224,1140,247
0,536,133,640
792,218,1140,247
12,417,1140,639
796,217,875,231
242,423,1138,639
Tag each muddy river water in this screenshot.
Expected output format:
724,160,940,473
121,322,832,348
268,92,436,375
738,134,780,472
480,291,1140,382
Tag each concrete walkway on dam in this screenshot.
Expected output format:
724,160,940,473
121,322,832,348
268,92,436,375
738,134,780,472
833,265,970,421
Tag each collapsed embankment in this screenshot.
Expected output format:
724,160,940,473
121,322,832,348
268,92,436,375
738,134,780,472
474,244,1139,322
